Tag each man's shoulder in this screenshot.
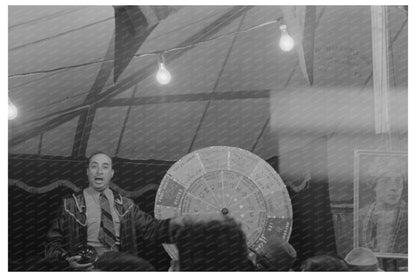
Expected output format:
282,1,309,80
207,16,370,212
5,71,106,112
57,190,87,224
61,189,83,201
121,195,135,206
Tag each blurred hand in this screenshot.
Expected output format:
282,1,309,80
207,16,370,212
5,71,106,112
66,255,94,271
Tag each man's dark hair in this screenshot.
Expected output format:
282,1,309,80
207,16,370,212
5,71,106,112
94,251,154,271
176,217,254,271
300,255,350,271
87,151,113,165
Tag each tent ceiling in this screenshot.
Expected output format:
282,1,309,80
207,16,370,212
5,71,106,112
8,5,408,161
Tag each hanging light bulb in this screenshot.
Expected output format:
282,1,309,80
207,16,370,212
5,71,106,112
8,97,18,120
279,24,294,52
157,63,171,85
156,53,171,85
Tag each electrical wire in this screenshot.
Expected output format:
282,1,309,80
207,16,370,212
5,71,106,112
9,10,283,131
8,19,279,79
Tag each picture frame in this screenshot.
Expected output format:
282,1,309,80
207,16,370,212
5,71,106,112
353,150,407,259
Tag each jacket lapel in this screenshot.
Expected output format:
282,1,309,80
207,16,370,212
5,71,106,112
111,187,125,214
63,190,87,226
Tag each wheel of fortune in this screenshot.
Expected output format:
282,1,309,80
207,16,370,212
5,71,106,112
154,146,292,260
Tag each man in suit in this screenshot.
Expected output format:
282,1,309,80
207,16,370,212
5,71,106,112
45,151,178,270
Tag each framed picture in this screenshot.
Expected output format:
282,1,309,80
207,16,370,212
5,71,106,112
353,150,407,259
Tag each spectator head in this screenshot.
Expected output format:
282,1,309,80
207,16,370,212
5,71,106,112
252,236,297,271
344,247,382,271
176,216,254,271
94,251,154,271
300,255,350,271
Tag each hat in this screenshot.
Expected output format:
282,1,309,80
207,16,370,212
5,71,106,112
344,247,383,271
253,236,297,271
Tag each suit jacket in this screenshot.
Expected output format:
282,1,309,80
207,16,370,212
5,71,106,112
45,187,172,259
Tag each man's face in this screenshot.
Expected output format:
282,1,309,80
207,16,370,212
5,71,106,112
374,175,404,206
87,153,114,191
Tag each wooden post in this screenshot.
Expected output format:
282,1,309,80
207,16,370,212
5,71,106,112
371,6,391,135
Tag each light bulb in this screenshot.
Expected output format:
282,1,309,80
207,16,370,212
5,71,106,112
8,98,18,120
156,62,171,85
279,24,294,52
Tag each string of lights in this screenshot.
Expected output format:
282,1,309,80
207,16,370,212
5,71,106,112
8,18,293,79
9,17,294,120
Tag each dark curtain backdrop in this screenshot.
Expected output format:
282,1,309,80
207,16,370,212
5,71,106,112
9,153,336,271
274,138,337,268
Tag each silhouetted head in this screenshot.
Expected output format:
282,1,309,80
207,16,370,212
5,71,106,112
176,217,254,271
252,236,297,271
94,251,154,271
344,247,382,271
300,255,350,271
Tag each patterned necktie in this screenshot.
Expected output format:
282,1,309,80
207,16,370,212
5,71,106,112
98,192,116,249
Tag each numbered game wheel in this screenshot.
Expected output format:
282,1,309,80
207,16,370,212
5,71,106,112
154,146,292,260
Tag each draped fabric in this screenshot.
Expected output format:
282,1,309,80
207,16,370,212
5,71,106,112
267,138,337,269
113,6,157,83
